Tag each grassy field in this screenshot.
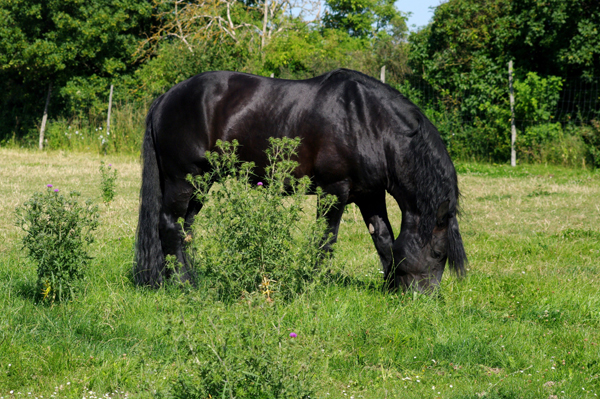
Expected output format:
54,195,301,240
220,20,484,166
1,148,600,399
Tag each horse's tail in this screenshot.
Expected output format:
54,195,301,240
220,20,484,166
133,97,165,287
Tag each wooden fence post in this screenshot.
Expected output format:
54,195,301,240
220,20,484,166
380,65,386,84
509,60,516,167
107,84,114,137
38,83,52,150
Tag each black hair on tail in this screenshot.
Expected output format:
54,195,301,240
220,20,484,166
133,99,165,287
447,216,467,277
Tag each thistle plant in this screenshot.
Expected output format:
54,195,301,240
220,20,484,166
15,184,99,302
187,137,336,302
99,161,117,203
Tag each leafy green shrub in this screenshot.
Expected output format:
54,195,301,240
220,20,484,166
515,123,587,167
15,185,99,302
99,161,118,203
514,72,563,124
579,119,600,168
41,103,146,154
171,298,316,399
186,138,336,302
540,131,587,168
516,122,563,162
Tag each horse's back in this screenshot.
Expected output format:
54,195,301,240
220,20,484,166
150,70,426,192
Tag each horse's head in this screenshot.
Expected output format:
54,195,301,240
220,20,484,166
391,201,466,293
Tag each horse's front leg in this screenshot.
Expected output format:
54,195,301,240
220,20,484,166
355,191,395,286
318,181,350,255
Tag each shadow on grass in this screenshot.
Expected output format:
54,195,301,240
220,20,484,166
13,277,40,302
323,270,384,292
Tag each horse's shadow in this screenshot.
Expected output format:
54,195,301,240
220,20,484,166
322,271,386,293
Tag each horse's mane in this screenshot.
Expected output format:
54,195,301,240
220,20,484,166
320,69,467,275
410,116,466,275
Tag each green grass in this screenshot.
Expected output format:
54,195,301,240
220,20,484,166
1,149,600,398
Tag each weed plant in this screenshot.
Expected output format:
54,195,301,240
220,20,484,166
187,138,336,302
99,161,118,203
14,184,99,302
171,294,316,399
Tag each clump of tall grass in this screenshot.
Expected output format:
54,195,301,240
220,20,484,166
171,295,316,399
42,103,146,154
186,137,336,303
99,161,117,203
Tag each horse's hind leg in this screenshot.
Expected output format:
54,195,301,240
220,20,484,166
159,179,195,283
355,191,395,281
179,196,203,279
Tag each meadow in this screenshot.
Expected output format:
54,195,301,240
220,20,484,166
1,148,599,399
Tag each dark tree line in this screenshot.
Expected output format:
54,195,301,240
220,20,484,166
1,0,598,161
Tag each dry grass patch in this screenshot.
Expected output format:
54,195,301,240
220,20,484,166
0,149,141,253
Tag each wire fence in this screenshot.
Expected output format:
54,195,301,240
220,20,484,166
554,78,600,124
388,74,600,163
396,75,600,127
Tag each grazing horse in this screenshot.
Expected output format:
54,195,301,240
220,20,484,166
134,68,467,292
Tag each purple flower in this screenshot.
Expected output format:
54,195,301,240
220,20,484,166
108,164,112,167
257,182,263,186
289,332,297,338
54,189,59,192
47,184,53,188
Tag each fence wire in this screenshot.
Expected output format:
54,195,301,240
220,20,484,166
397,76,600,127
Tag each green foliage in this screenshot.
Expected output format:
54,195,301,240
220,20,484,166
516,123,588,167
14,185,99,302
0,0,152,140
0,0,597,167
579,120,600,168
187,138,336,303
509,0,600,79
42,103,146,154
514,72,563,124
406,0,600,162
323,0,407,38
134,39,245,99
0,0,151,82
99,161,117,203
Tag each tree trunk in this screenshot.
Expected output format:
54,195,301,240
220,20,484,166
261,0,268,49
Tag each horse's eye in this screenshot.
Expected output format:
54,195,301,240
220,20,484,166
431,249,443,259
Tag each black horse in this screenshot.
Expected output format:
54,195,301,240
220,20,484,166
134,68,466,292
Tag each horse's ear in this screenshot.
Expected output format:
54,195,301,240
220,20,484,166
436,200,450,226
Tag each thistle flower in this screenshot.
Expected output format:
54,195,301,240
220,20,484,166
289,332,297,338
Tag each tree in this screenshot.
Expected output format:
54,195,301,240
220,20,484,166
0,0,152,140
406,0,600,161
510,0,600,79
323,0,406,39
409,0,600,93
